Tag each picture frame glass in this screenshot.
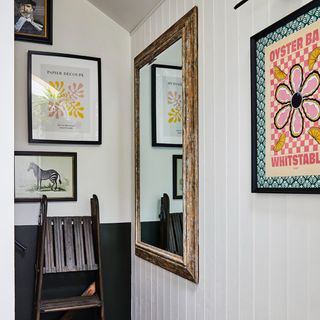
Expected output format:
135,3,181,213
14,152,77,202
14,0,52,44
152,62,183,147
251,2,320,193
29,52,101,144
173,155,183,199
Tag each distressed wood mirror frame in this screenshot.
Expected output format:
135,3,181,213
134,7,198,283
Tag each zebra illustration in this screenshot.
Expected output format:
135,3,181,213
28,162,62,191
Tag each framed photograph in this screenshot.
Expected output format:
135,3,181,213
28,51,102,144
251,1,320,193
151,64,182,147
173,154,183,199
15,151,77,202
15,0,52,45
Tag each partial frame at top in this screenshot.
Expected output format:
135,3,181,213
14,0,53,45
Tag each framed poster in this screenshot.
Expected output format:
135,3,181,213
15,151,77,202
151,64,183,147
28,51,102,144
173,154,183,199
15,0,52,45
251,1,320,193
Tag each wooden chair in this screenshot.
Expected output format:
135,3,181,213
33,195,104,320
159,193,183,255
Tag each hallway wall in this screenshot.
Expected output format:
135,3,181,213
14,1,132,319
131,0,320,319
15,0,131,225
0,1,15,319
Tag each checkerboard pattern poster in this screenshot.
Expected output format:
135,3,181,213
265,20,320,178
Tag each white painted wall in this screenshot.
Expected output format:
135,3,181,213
131,0,320,319
0,1,15,319
15,0,132,225
140,40,182,222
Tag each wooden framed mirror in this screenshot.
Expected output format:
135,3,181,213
134,7,198,283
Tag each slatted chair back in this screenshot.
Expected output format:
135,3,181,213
170,212,183,255
34,195,105,320
44,216,98,274
159,193,183,255
159,193,169,250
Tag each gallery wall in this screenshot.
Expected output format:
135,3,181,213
131,0,320,319
14,1,132,319
15,0,132,225
0,1,15,319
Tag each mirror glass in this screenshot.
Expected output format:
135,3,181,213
139,39,183,256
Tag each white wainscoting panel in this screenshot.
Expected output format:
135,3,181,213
131,0,320,319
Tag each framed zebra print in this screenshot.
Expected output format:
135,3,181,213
28,51,102,144
14,151,77,202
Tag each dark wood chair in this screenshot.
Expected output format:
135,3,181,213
159,193,183,255
34,195,104,320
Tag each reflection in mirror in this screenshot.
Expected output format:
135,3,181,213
139,39,183,256
135,6,198,282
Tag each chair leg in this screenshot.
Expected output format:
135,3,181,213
99,305,104,320
35,309,41,320
94,306,104,320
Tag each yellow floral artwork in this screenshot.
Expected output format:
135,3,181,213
66,102,85,119
167,91,182,123
46,81,85,119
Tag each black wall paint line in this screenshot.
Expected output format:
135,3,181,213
15,223,131,320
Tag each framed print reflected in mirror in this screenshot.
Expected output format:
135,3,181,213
173,154,183,199
28,51,102,144
151,64,182,147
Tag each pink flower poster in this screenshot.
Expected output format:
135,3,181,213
252,2,320,192
265,21,320,178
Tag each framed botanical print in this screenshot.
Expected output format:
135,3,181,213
151,64,182,147
173,154,183,199
251,1,320,193
15,0,52,45
15,151,77,202
28,51,102,144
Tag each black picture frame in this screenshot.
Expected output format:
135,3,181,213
251,0,320,194
14,0,53,45
173,154,183,199
28,51,102,144
14,151,77,202
151,64,183,147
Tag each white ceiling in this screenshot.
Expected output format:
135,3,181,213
88,0,163,32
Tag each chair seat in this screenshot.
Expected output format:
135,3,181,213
40,294,102,313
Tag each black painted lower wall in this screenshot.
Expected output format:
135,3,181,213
141,221,160,248
15,223,131,320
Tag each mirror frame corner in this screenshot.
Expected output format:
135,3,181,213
134,6,199,284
